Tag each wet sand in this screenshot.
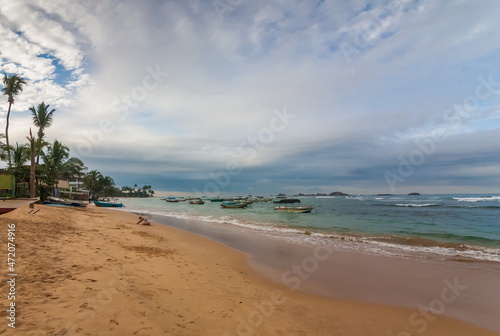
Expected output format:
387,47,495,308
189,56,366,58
141,211,500,333
0,204,498,335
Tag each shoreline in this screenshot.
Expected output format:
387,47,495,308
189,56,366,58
121,196,500,264
0,204,498,335
131,208,500,333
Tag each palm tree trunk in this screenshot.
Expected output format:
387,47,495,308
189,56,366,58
29,130,36,198
5,102,12,167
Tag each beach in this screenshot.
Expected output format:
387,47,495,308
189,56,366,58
1,204,499,336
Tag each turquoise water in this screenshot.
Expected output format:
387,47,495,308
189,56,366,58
117,194,500,262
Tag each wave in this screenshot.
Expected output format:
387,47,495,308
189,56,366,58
395,203,439,207
124,207,500,263
453,196,500,202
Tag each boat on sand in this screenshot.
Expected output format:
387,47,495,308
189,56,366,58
93,200,124,208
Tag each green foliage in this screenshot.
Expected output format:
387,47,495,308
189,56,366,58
117,184,154,198
83,170,117,199
2,74,28,167
1,73,148,200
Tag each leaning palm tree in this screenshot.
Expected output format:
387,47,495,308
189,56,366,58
2,74,28,167
30,102,55,164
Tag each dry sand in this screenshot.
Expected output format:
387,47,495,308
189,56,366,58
0,204,498,336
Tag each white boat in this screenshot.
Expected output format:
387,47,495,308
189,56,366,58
273,205,314,213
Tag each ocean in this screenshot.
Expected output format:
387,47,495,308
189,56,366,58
117,194,500,263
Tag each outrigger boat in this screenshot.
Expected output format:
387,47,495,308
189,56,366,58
48,197,87,207
93,200,124,208
273,198,314,213
221,201,248,209
274,205,314,213
189,198,205,205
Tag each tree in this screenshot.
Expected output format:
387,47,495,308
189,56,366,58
0,133,9,162
30,102,55,164
40,140,86,198
9,142,30,196
2,74,27,167
83,170,103,199
28,129,36,198
83,170,116,199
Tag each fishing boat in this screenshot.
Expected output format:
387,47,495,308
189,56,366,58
221,201,248,209
273,198,301,203
93,200,124,207
189,198,205,205
210,198,223,202
165,197,180,203
274,205,315,213
273,198,314,213
48,197,87,207
0,198,38,214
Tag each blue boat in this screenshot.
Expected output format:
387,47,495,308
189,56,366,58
221,201,248,209
93,200,124,208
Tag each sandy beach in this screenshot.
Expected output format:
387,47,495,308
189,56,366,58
1,205,499,336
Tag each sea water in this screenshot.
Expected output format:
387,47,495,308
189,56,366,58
117,194,500,263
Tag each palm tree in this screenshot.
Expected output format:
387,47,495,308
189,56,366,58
38,140,85,199
41,140,70,191
30,102,55,164
0,133,9,162
83,170,103,199
28,129,36,198
10,142,30,196
2,74,27,167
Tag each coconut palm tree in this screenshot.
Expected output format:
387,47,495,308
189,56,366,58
10,142,30,196
38,140,85,200
30,102,55,164
83,170,103,199
28,129,36,198
0,133,9,162
41,140,70,191
2,74,27,167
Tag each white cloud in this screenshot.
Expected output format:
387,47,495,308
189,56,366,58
2,0,500,193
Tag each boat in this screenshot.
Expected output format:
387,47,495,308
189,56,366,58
251,197,272,202
0,198,38,214
93,200,124,207
48,197,87,207
165,197,180,203
210,198,223,202
273,198,301,203
220,201,248,209
189,198,205,205
273,198,314,213
274,205,315,213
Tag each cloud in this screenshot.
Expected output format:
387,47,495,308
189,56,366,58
1,0,500,194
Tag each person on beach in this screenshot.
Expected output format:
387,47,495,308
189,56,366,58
137,216,151,225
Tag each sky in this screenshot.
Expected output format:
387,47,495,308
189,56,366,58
1,0,500,196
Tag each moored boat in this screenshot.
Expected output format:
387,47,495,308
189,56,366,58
273,205,314,213
189,198,205,204
273,198,301,203
221,201,248,209
93,200,124,207
48,196,87,207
